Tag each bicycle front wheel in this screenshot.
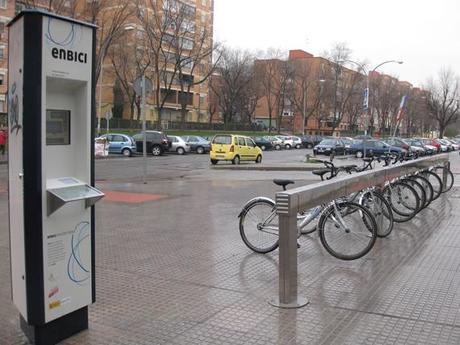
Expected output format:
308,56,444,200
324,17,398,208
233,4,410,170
421,170,442,201
239,199,279,253
382,182,420,222
359,190,394,238
318,201,377,260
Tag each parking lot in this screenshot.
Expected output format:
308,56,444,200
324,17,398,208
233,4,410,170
1,151,460,344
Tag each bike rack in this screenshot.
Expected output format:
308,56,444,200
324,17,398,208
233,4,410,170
269,154,450,309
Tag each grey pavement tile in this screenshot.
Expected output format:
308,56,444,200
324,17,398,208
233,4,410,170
2,163,460,345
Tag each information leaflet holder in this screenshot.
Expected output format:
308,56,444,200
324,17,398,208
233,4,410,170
7,10,102,345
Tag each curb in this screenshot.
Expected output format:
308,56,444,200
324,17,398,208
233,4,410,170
211,164,321,171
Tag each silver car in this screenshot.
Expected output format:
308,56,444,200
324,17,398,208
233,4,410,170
168,135,191,155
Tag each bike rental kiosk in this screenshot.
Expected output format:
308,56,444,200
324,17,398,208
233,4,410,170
8,10,103,345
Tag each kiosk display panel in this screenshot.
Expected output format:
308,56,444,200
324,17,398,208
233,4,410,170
46,109,70,145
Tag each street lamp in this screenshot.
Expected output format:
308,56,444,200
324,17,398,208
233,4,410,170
338,59,403,160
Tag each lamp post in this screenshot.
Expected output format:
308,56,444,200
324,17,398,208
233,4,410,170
338,59,403,159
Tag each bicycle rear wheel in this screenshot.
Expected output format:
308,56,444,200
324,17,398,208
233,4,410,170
318,201,377,260
433,166,454,193
402,178,426,211
421,171,442,201
382,181,420,222
239,199,279,253
409,175,433,209
359,190,394,238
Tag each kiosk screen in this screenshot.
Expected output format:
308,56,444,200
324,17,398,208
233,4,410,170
46,109,70,145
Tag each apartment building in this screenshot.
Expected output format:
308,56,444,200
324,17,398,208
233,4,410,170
0,0,214,127
99,0,215,127
254,49,358,136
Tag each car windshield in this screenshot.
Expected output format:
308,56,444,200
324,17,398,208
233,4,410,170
213,135,232,145
319,139,335,145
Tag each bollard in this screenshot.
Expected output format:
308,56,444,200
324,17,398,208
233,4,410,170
269,194,309,308
443,160,450,190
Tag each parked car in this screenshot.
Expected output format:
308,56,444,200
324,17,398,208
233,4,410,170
421,138,441,153
445,139,460,150
253,137,273,151
404,139,428,155
313,138,346,156
132,130,171,156
182,135,211,154
265,136,283,150
210,134,262,165
291,136,303,149
300,135,323,149
96,133,136,157
433,139,449,152
349,139,403,158
340,137,355,153
277,136,296,149
167,135,191,155
384,137,411,152
437,138,454,151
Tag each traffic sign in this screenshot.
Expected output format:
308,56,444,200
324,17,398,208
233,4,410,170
134,76,153,96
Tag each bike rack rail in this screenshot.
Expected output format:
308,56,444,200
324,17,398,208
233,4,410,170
270,153,450,308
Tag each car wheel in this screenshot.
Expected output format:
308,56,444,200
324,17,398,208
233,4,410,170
196,146,205,154
295,144,301,149
211,159,218,165
255,155,262,163
285,144,291,150
261,145,266,151
275,144,281,150
176,147,185,155
307,143,313,149
122,148,131,157
232,155,240,165
152,145,162,156
356,151,364,158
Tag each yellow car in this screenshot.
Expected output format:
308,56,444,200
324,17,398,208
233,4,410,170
210,134,263,165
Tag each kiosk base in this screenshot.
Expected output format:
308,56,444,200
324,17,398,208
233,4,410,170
20,307,88,345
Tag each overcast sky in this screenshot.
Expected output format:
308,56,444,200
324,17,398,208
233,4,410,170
213,0,460,88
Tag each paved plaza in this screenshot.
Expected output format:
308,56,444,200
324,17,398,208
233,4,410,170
1,151,460,344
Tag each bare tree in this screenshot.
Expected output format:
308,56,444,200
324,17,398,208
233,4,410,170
255,49,293,133
426,68,460,138
84,1,135,85
288,59,324,134
108,29,151,123
210,48,256,128
323,43,364,133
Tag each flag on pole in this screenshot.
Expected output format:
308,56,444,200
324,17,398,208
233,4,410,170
396,95,407,123
363,88,369,111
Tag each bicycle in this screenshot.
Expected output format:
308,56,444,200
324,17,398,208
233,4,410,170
312,157,394,238
239,179,378,261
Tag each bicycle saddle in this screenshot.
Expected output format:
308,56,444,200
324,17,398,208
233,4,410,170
311,168,331,177
273,179,295,188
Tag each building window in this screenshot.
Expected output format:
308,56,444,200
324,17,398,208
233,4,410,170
15,1,27,14
0,0,6,9
0,74,4,85
0,100,4,112
0,47,5,60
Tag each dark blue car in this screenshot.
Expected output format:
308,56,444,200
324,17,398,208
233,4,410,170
349,139,404,158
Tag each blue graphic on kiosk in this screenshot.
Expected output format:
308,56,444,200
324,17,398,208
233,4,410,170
67,221,90,285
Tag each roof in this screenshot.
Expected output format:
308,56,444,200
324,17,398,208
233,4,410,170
8,9,97,29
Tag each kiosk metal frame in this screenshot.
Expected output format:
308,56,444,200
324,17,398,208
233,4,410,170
8,10,99,345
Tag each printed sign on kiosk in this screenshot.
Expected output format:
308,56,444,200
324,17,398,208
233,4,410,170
7,10,102,345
